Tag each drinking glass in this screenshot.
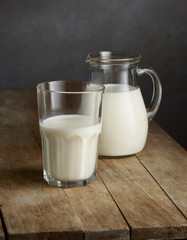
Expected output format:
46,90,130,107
36,80,104,188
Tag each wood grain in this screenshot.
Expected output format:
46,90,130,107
0,88,187,240
0,88,38,128
98,157,187,240
0,126,130,240
0,127,84,240
64,175,129,240
137,121,187,217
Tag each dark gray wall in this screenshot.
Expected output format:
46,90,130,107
0,0,186,147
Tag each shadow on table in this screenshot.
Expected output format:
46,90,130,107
0,167,48,190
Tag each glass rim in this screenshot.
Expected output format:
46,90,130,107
86,51,141,64
36,80,105,94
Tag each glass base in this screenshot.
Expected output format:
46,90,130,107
43,170,96,188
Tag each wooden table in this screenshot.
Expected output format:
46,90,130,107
0,88,186,240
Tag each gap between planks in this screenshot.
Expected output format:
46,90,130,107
31,123,187,239
97,154,186,240
31,124,130,238
0,209,6,240
97,170,132,236
29,125,130,239
137,121,187,219
136,154,187,221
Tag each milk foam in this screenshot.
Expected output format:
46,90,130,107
40,115,101,181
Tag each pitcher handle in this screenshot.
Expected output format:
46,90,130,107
137,67,162,121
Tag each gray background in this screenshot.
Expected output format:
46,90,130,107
0,0,186,147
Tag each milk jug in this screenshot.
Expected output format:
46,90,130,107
86,51,162,157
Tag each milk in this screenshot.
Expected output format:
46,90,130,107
40,115,101,181
99,84,148,156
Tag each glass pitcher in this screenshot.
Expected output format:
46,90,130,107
86,51,162,157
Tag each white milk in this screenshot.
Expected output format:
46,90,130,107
99,84,148,156
40,115,101,181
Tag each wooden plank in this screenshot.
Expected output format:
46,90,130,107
1,89,187,239
0,89,130,239
0,125,130,240
137,121,187,217
64,175,129,240
98,157,187,240
0,127,84,240
0,88,37,127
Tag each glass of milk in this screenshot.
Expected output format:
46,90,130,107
86,51,162,157
36,80,104,188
